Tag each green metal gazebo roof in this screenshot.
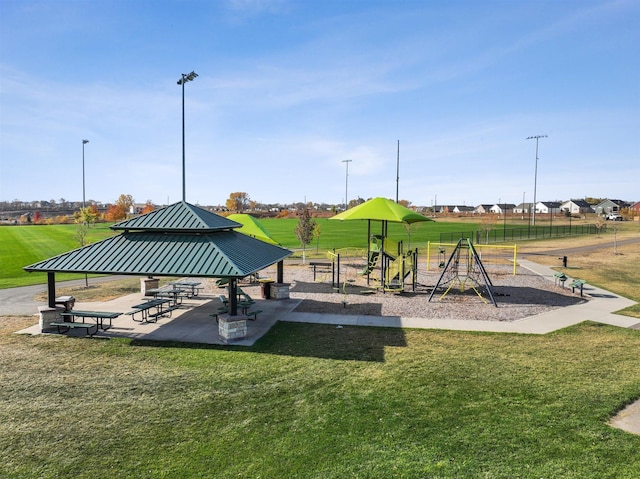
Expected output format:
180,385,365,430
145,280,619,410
112,201,241,231
25,202,291,278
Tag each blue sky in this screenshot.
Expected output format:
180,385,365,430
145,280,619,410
1,0,638,208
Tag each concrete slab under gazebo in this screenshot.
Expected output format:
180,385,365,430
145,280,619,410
23,202,293,333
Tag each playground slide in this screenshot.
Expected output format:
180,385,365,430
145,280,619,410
384,254,413,288
360,250,379,275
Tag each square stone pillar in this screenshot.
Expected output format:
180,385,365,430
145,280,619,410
218,314,248,343
39,306,64,333
271,283,290,300
141,277,159,296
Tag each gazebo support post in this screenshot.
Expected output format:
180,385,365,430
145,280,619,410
47,272,56,308
277,261,284,283
229,279,238,315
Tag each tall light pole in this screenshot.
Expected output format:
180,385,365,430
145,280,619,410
177,71,198,202
395,140,400,203
526,135,547,226
342,159,352,210
82,139,89,214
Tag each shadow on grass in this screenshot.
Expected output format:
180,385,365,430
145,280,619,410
128,322,407,362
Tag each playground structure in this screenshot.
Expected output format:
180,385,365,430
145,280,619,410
428,238,498,306
315,236,418,294
362,235,418,292
426,241,518,275
329,197,432,294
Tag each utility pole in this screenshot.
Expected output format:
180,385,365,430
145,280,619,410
395,140,400,203
526,135,547,226
342,159,352,210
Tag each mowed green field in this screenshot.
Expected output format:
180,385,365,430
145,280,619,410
0,219,470,289
0,224,117,288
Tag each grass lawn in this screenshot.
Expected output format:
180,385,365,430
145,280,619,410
0,224,117,288
1,318,639,478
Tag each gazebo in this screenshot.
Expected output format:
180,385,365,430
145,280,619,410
24,201,292,315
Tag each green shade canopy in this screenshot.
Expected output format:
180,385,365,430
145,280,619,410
330,197,433,224
227,214,279,245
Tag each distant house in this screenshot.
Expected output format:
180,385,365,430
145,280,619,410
560,199,592,215
474,204,494,214
514,203,534,214
629,201,640,213
594,199,631,216
536,201,562,214
489,204,516,214
451,205,475,214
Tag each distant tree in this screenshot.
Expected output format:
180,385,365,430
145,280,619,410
105,204,126,222
398,199,411,208
295,207,316,264
74,222,90,287
116,194,134,213
74,206,100,225
33,211,43,223
477,214,499,244
105,194,134,222
226,192,251,213
313,222,322,253
141,201,155,214
595,216,606,237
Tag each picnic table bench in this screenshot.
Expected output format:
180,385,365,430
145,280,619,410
126,298,175,323
60,310,121,330
554,272,568,287
50,321,99,337
570,279,587,297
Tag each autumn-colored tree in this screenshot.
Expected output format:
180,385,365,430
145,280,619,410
141,201,155,214
105,194,135,222
105,204,127,222
33,211,43,223
74,206,100,225
226,192,251,213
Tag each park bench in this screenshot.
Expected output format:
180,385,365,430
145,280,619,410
554,272,568,288
570,279,587,297
50,321,98,337
309,261,332,281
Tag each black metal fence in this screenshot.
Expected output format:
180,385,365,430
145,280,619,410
439,224,602,245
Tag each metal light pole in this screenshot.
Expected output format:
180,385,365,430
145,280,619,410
526,135,547,226
395,140,400,203
342,159,352,210
177,71,198,202
82,139,89,214
81,139,89,288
